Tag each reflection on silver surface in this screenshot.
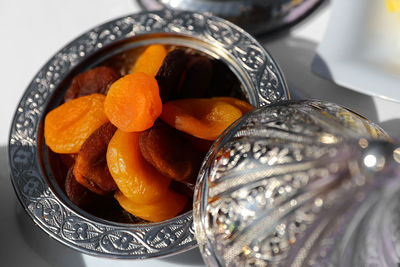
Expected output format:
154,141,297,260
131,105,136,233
137,0,325,36
194,100,399,266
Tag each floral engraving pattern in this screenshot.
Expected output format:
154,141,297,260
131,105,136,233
9,10,287,258
194,100,391,266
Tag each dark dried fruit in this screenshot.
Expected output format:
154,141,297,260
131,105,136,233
170,179,195,198
155,49,188,101
182,132,213,153
206,59,244,98
74,122,117,195
65,165,95,207
179,55,213,98
66,164,132,221
59,154,76,169
139,120,204,182
64,66,120,102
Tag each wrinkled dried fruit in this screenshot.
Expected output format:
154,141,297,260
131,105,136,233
206,59,243,98
139,121,204,182
155,49,188,101
107,129,171,204
161,97,248,140
131,44,167,76
179,55,213,98
170,179,195,198
65,165,95,207
64,66,120,102
44,94,109,153
211,97,253,114
66,164,127,220
182,133,214,153
104,72,162,132
74,122,117,195
115,190,187,222
59,154,76,169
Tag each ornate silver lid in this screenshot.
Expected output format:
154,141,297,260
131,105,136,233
193,100,399,266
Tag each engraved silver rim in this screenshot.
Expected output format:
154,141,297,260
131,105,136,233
8,10,289,259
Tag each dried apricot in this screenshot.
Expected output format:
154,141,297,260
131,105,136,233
170,180,195,198
131,44,167,76
115,190,187,222
74,122,117,195
206,59,242,98
44,94,109,153
211,97,253,114
107,129,171,204
64,66,120,102
155,49,188,101
182,133,214,153
104,72,162,132
59,154,76,169
65,165,95,208
160,97,245,140
139,121,204,182
179,55,213,98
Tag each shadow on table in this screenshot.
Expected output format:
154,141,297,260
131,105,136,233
17,206,87,267
0,145,86,267
159,247,204,266
260,35,379,123
379,119,400,140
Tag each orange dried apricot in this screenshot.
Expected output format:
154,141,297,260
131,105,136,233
44,94,109,153
213,97,253,114
139,121,204,182
115,190,187,222
74,122,117,195
64,66,120,102
104,72,162,132
107,129,171,204
130,44,167,76
160,97,246,140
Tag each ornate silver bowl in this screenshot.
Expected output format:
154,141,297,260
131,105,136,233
8,10,289,259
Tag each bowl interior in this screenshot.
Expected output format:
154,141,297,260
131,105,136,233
38,32,254,225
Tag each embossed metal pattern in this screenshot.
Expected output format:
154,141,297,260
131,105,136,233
194,100,391,266
138,0,324,36
8,10,288,258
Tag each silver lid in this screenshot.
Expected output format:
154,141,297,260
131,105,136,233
193,100,399,266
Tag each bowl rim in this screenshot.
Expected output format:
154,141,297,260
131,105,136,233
8,9,289,259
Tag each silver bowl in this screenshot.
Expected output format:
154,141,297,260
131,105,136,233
8,10,289,259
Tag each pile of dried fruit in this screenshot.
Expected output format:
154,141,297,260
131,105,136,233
45,44,252,222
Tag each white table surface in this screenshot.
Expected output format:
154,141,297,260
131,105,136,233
1,1,400,266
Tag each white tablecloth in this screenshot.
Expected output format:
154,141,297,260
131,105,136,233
1,1,399,266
